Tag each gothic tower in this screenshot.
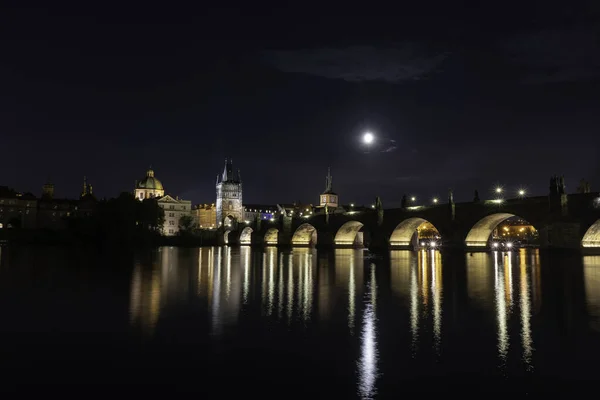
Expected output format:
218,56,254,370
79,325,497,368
319,167,338,208
216,158,243,227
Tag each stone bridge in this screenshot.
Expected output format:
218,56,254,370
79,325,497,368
219,192,600,251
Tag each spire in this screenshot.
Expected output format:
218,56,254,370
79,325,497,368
222,158,229,181
82,176,87,197
237,168,242,183
325,167,333,192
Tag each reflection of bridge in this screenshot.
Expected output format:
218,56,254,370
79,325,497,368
221,191,600,250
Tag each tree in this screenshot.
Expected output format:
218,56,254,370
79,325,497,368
178,215,195,235
138,198,164,232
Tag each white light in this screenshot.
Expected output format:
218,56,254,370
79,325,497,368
363,132,374,144
506,242,513,248
518,189,525,196
430,241,436,247
371,204,375,208
411,197,416,201
433,198,438,204
420,242,425,246
495,187,503,194
350,203,354,207
493,242,499,248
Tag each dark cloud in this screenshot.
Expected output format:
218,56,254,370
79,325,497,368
501,29,600,83
263,44,449,83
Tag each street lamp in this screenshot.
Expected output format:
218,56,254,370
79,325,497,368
495,187,503,194
433,198,439,204
411,196,416,202
363,132,374,145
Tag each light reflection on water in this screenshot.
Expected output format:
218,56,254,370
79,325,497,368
389,250,443,356
121,245,600,391
583,255,600,332
466,249,539,371
358,263,378,400
6,244,600,392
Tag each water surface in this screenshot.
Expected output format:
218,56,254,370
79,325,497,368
0,245,599,395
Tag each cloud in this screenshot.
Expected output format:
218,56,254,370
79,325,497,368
500,28,600,83
262,44,449,83
382,146,397,153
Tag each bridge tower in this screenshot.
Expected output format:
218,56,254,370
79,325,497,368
215,158,243,228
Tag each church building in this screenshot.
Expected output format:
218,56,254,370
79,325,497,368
134,167,190,236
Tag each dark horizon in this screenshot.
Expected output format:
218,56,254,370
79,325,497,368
2,3,600,207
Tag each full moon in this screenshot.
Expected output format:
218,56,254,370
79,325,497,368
363,132,374,144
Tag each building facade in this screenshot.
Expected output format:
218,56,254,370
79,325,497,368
243,204,277,222
158,195,191,236
135,167,165,200
0,186,38,229
191,203,217,229
216,159,243,227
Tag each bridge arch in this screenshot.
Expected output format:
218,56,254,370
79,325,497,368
334,221,369,247
389,218,441,248
239,226,253,245
465,213,538,248
224,215,235,228
264,228,279,245
582,220,600,248
292,223,318,247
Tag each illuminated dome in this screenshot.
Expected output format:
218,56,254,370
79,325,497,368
136,168,164,191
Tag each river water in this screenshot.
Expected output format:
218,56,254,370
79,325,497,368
0,245,599,395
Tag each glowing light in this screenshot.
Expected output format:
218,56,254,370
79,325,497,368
493,242,499,248
420,241,425,246
506,242,513,248
363,132,374,144
350,203,354,207
518,189,526,197
433,198,438,204
495,187,503,194
371,204,375,208
430,241,437,247
411,196,416,202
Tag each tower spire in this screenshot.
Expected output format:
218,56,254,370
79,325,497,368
325,167,332,192
82,176,87,197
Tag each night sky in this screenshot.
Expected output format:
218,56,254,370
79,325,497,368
2,3,600,207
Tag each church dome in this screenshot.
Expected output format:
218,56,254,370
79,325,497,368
136,168,164,190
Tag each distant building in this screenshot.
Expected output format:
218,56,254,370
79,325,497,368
158,195,191,236
192,203,217,229
276,203,314,218
135,167,165,200
37,177,97,230
0,186,38,229
133,167,191,236
216,159,243,227
319,167,338,209
243,204,277,222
